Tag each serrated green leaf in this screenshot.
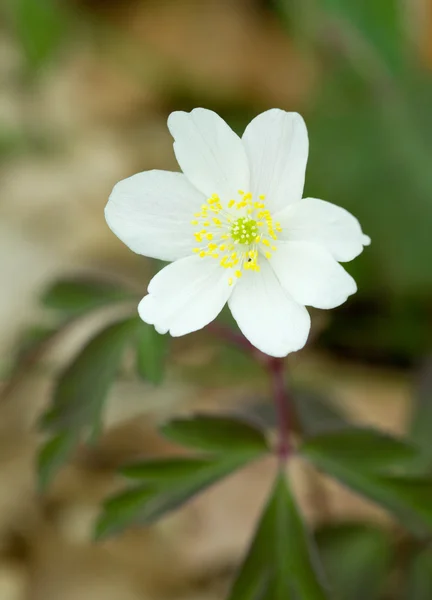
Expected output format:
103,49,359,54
96,453,263,539
160,414,269,454
301,430,432,536
42,317,139,432
42,278,134,316
405,547,432,600
316,524,392,600
121,456,214,481
228,471,329,600
136,321,168,385
302,427,422,475
5,0,67,70
37,430,78,490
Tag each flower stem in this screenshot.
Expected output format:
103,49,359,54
267,358,291,462
208,324,293,461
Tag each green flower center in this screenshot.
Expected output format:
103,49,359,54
230,217,258,245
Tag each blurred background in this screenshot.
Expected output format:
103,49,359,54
0,0,432,598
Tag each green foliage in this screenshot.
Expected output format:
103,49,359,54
316,524,392,600
160,414,269,454
405,548,432,600
302,428,422,474
37,430,78,491
96,451,268,540
228,471,329,599
4,0,67,70
41,317,138,432
301,428,432,536
42,278,135,316
38,317,139,488
33,275,171,488
136,321,168,385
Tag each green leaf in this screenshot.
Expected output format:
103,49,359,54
37,430,78,490
136,321,168,385
96,453,263,539
160,414,269,454
42,278,134,316
42,317,139,432
301,429,432,536
405,548,432,600
302,427,422,474
95,485,155,539
228,471,329,600
275,473,329,599
316,524,392,600
5,0,67,70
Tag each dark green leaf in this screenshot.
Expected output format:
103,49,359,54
316,524,392,600
227,477,274,600
121,456,214,481
5,0,67,70
37,430,78,490
42,317,139,432
302,427,422,475
228,472,329,600
275,473,329,599
96,453,262,539
42,278,134,316
160,414,269,454
136,321,168,385
95,485,155,539
405,548,432,600
301,430,432,536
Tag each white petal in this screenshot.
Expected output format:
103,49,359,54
242,109,308,213
276,197,370,262
228,259,310,357
271,241,357,309
105,170,204,261
139,255,234,337
168,108,250,200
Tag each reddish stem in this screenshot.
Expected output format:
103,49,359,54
267,357,291,462
208,324,292,462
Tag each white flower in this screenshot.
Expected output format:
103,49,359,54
105,108,370,357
